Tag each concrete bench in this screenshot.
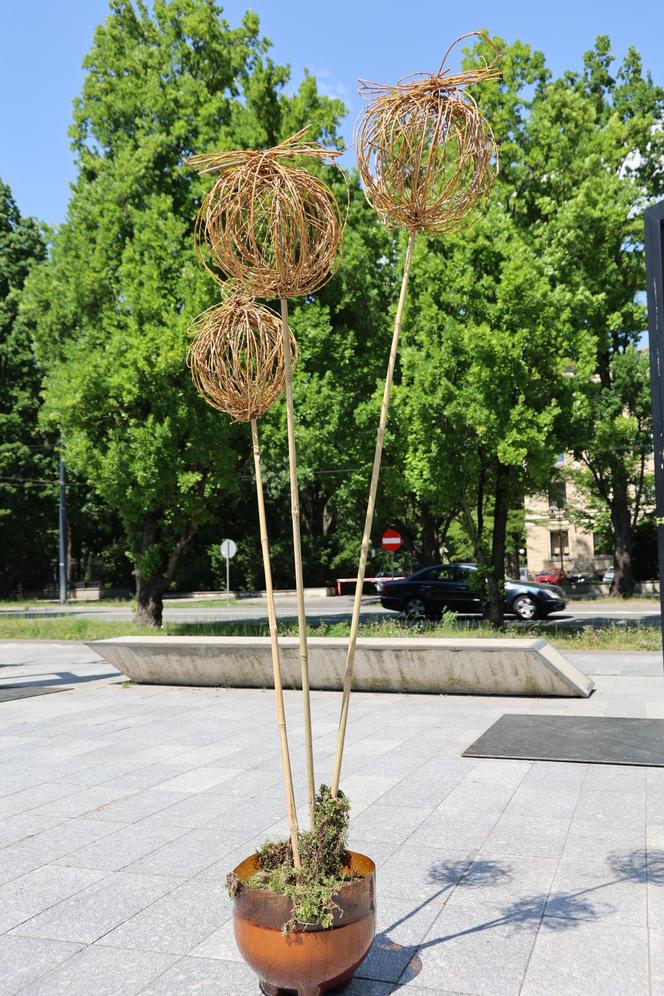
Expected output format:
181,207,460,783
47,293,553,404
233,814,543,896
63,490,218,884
88,636,594,698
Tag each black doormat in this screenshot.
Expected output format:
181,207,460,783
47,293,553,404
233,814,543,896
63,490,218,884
463,714,664,767
0,686,67,703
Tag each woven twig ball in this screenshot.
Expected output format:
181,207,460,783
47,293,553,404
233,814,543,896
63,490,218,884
187,130,344,298
188,293,297,422
355,33,500,234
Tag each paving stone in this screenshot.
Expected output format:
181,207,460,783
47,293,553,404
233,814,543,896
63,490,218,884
359,895,444,983
86,788,191,823
9,871,176,943
124,828,241,877
0,935,83,996
0,864,108,932
650,927,664,994
408,813,499,852
546,857,647,928
17,944,178,996
399,899,540,995
53,821,187,871
139,954,259,994
377,845,475,906
574,789,646,825
101,877,228,955
156,766,245,793
520,920,649,996
349,804,433,845
478,815,570,859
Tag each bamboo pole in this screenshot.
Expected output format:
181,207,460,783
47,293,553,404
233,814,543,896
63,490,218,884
280,297,316,825
251,419,301,869
331,231,416,796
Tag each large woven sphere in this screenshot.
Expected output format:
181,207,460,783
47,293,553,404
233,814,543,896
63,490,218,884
188,294,296,422
355,36,500,234
188,130,344,298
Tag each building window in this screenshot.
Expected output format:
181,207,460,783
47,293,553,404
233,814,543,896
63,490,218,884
548,481,567,509
550,530,569,558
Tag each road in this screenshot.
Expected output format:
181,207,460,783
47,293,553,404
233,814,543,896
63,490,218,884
0,594,660,628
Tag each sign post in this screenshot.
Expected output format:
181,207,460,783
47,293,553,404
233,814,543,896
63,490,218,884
381,529,402,580
220,538,237,604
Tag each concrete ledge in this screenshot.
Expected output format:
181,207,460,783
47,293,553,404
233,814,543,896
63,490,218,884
88,636,595,698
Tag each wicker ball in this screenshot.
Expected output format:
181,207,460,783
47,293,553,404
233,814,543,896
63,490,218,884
187,294,296,422
355,35,500,234
188,130,344,298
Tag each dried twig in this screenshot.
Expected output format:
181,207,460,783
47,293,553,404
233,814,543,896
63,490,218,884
355,32,499,234
332,34,501,796
188,128,345,298
187,291,296,422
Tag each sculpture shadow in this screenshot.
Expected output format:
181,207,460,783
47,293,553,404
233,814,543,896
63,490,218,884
363,847,658,988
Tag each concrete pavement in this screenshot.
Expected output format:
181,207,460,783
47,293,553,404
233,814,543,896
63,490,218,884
0,644,664,992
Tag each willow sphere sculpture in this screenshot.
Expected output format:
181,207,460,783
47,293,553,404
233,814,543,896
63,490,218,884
187,129,344,298
355,33,500,234
187,294,297,423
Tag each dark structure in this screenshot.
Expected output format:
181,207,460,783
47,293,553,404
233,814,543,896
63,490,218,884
645,198,664,663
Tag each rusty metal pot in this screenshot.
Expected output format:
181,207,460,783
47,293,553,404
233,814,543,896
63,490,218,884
232,850,376,996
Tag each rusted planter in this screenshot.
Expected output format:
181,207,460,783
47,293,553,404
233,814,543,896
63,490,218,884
232,850,376,996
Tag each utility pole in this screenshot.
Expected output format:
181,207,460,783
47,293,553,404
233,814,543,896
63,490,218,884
58,439,67,605
645,198,664,669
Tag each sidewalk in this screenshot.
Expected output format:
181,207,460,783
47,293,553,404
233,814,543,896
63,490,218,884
0,647,662,994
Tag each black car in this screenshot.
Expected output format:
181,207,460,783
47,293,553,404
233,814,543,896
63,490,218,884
379,562,567,621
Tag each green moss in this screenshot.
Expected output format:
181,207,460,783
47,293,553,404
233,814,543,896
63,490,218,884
235,785,355,931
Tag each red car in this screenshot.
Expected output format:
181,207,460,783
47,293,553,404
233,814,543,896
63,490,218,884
535,568,567,585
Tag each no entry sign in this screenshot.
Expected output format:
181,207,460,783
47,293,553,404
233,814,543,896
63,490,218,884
382,529,401,552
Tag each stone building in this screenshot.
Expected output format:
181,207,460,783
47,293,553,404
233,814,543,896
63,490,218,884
524,456,613,578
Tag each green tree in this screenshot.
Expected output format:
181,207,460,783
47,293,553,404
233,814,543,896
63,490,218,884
23,0,345,624
0,180,51,596
568,347,654,592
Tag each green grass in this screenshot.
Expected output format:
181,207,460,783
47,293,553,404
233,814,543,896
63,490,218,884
0,614,660,651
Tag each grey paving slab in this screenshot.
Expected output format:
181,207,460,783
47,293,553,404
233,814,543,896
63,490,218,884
54,822,187,871
138,955,259,994
124,828,242,877
478,815,571,859
17,944,179,996
357,895,443,983
546,856,647,927
100,877,228,955
348,804,433,845
650,928,664,994
9,871,176,943
520,920,649,996
0,865,107,932
0,935,83,996
2,647,664,994
376,845,475,906
399,900,540,995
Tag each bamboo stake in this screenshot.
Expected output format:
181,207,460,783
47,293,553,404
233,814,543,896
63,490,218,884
331,231,416,796
280,297,316,826
251,418,301,869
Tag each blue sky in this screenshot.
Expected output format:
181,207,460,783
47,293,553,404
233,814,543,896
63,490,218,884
1,0,663,225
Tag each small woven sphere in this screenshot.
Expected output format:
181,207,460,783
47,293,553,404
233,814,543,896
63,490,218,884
187,295,296,422
194,150,343,298
355,80,498,234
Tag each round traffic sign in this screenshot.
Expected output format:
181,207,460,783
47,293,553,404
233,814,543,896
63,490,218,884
220,538,237,559
381,529,401,551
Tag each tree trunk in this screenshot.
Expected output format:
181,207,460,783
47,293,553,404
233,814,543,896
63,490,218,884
611,494,635,596
135,573,167,627
419,501,440,564
132,511,197,627
484,462,510,629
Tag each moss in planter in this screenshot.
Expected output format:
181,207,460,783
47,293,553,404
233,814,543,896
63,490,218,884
227,784,354,931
